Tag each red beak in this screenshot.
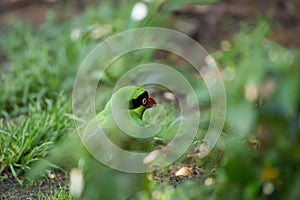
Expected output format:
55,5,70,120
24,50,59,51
146,97,156,108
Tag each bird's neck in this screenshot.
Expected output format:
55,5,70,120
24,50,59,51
129,106,146,121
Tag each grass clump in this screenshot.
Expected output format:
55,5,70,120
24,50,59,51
0,97,73,184
38,186,72,200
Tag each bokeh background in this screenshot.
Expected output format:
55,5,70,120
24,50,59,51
0,0,299,199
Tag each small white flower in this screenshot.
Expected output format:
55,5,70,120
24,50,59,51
70,28,82,41
263,182,275,195
163,92,176,100
143,150,160,164
131,2,148,21
90,24,113,40
244,82,259,102
204,177,214,186
196,143,210,158
70,168,84,199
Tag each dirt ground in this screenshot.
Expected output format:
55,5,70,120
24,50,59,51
0,171,68,199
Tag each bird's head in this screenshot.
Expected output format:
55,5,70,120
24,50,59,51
128,87,156,120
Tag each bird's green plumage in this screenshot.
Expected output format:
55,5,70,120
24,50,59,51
130,87,145,99
97,86,149,125
129,87,149,121
84,85,177,153
94,86,155,151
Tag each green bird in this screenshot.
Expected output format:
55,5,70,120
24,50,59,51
84,86,157,151
97,86,156,126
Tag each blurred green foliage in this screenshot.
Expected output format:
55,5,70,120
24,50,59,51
0,20,80,118
213,21,300,200
0,0,299,200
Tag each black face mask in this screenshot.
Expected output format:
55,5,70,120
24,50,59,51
128,91,149,109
